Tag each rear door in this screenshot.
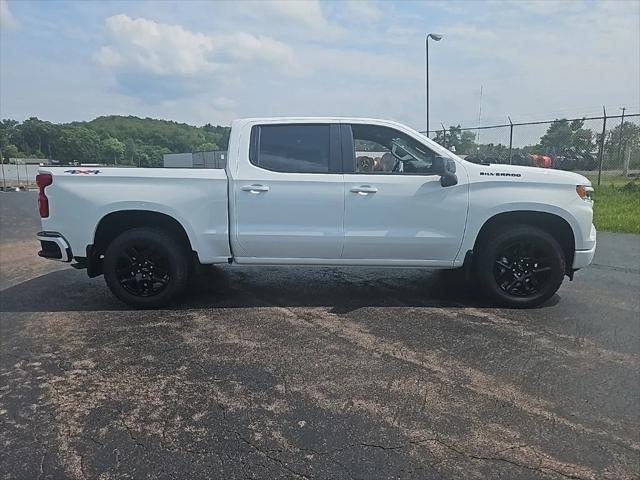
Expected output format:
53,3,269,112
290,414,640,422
231,123,344,260
341,123,469,264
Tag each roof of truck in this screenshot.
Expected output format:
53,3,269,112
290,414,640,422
233,117,427,134
236,116,412,124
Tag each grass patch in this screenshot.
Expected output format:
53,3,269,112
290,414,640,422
587,175,640,234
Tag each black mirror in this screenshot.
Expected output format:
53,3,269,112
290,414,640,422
432,156,446,175
432,156,458,187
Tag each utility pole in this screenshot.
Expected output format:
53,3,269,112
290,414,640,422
617,107,626,169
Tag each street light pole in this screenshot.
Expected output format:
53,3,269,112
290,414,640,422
425,33,443,136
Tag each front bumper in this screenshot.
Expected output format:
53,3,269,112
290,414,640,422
37,231,72,262
573,242,596,269
572,223,596,270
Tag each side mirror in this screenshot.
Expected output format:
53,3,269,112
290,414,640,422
432,156,446,175
432,156,458,187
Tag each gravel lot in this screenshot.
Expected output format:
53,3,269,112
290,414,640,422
1,191,639,479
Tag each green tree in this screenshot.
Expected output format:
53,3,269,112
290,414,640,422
2,144,20,160
197,142,218,152
125,138,136,165
137,145,170,167
101,137,126,164
52,125,101,163
540,118,594,157
21,117,54,156
434,125,476,154
0,119,21,152
603,121,640,169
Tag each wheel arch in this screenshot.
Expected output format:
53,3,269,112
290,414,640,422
472,210,576,273
88,210,194,277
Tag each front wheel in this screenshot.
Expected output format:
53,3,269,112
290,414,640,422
103,228,189,308
474,225,566,308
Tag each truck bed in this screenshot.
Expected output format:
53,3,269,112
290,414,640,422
38,167,231,264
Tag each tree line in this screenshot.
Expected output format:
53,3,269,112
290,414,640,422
0,116,230,167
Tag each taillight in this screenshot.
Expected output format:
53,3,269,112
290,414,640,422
36,173,53,218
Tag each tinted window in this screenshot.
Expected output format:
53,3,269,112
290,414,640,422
352,124,437,175
251,124,330,173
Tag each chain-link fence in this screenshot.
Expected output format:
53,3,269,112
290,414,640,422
0,161,39,190
424,112,639,185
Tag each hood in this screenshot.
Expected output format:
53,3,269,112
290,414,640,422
471,162,591,186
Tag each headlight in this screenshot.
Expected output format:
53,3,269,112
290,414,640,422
576,185,593,201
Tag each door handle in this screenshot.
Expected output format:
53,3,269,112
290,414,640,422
241,184,270,194
350,185,378,195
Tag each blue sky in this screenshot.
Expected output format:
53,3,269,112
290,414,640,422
1,0,638,138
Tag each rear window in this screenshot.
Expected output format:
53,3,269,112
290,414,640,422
250,124,330,173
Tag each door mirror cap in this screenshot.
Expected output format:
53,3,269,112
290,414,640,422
440,172,458,187
432,156,458,187
433,155,456,173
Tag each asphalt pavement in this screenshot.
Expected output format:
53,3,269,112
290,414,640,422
1,191,638,479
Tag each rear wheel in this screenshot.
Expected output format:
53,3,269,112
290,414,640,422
474,225,566,308
104,228,189,308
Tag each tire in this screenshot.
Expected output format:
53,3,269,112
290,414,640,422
474,225,566,308
103,228,189,308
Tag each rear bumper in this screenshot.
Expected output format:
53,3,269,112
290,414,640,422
37,231,72,262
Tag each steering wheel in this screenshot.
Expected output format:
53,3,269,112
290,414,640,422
391,143,412,162
390,143,412,173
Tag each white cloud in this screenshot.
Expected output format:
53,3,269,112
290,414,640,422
512,0,585,15
210,96,236,110
94,46,123,67
254,0,341,35
342,1,383,23
439,25,498,41
0,0,19,30
95,14,298,77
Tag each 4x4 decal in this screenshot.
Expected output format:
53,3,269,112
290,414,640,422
64,169,101,175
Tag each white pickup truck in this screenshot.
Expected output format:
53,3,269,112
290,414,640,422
36,117,596,308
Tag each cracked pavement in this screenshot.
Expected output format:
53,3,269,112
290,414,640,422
1,192,639,479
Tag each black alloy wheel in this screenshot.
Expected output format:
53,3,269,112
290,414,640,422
115,244,171,297
474,225,566,308
104,228,189,308
493,240,552,297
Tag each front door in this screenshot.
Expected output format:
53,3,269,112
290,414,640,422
232,123,344,260
341,123,468,263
